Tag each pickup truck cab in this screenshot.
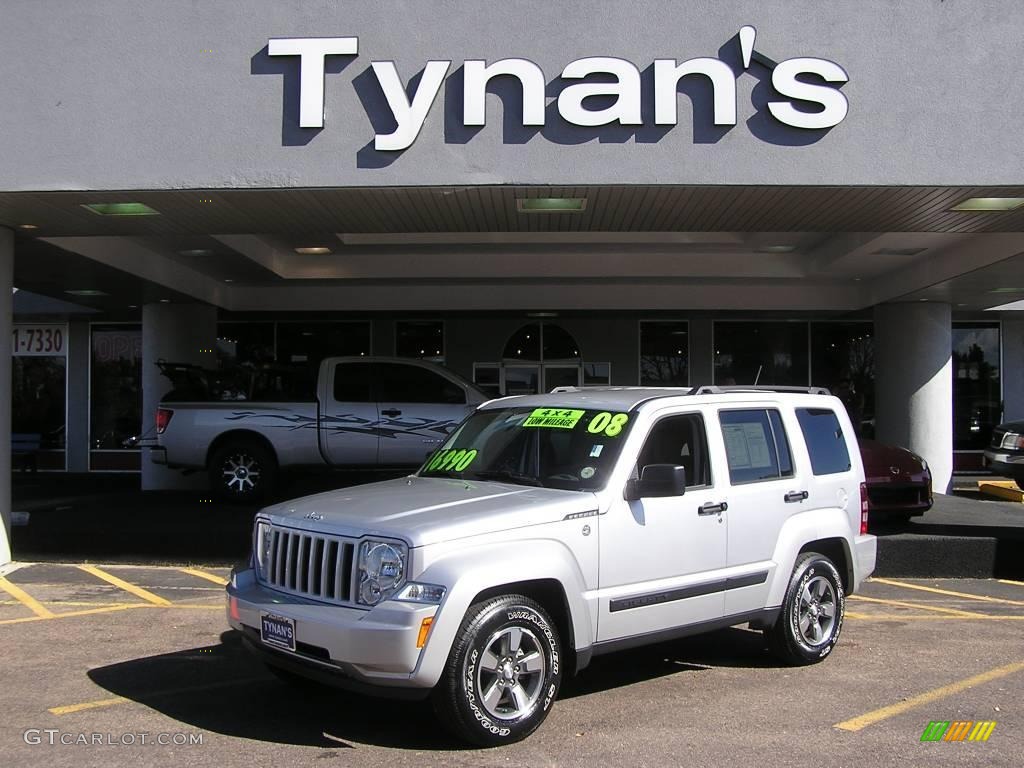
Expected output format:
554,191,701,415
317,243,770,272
226,386,876,745
153,356,486,501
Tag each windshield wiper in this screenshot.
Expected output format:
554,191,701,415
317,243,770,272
469,470,544,487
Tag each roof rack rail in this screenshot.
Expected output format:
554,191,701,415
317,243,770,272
689,385,832,396
549,385,695,394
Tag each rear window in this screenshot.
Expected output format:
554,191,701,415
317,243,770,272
796,408,851,475
720,408,794,484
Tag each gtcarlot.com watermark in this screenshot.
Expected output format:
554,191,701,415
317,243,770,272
24,729,203,747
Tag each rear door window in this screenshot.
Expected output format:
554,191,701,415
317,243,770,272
720,408,793,484
795,408,851,475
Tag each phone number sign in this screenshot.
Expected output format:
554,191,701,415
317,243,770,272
12,324,67,357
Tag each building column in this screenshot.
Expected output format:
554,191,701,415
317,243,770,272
141,302,217,491
874,302,953,493
0,229,13,565
64,319,91,472
688,317,714,386
1002,317,1024,423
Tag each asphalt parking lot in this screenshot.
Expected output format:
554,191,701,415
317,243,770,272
1,564,1022,767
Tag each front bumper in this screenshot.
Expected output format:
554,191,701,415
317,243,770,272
982,450,1024,478
227,566,438,694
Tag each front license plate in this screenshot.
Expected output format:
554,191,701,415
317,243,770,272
260,612,296,652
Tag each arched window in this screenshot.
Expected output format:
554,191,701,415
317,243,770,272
502,323,581,362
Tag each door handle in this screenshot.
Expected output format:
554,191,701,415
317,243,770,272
698,501,728,516
381,408,402,417
784,490,809,503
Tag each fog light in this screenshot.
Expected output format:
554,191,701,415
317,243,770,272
416,617,434,649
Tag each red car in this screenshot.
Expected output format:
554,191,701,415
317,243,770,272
859,439,933,522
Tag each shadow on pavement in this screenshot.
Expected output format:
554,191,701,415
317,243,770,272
85,627,775,749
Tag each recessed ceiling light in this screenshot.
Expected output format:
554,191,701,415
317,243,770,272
918,298,928,302
872,247,927,257
526,311,558,317
224,278,234,283
18,224,38,230
64,289,108,297
179,249,214,257
951,197,1024,212
755,245,796,253
294,246,332,255
516,198,587,213
128,304,138,309
159,299,171,303
82,202,160,216
987,287,1023,294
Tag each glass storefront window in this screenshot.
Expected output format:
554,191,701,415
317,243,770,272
216,322,275,368
12,356,67,449
953,323,1001,451
714,322,809,387
810,322,875,437
90,324,142,449
639,321,689,386
275,322,371,366
396,321,444,362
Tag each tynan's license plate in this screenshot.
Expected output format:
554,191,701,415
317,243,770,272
260,612,296,652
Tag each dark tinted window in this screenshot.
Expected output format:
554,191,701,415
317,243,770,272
796,408,851,475
640,321,689,386
636,414,711,487
720,409,793,484
375,363,466,404
333,363,373,402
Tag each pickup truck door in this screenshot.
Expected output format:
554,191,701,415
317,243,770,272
374,362,473,466
597,410,728,642
319,361,380,465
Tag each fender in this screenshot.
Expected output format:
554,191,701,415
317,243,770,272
411,538,593,688
767,506,855,607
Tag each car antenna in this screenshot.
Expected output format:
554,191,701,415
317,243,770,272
753,365,762,386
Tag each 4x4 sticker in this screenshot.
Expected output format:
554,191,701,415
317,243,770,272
523,408,585,429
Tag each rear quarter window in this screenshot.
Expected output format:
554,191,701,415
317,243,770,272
795,408,852,475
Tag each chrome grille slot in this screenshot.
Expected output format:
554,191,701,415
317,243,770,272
259,524,357,606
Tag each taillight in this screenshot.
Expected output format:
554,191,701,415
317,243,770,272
156,407,174,434
859,482,869,535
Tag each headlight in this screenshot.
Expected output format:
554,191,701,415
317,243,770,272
1002,432,1024,451
254,520,273,579
357,539,408,606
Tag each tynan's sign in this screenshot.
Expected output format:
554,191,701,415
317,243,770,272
267,26,849,151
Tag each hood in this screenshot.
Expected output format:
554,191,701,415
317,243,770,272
858,438,926,481
259,476,596,547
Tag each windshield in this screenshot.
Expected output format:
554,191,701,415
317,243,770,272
418,406,635,491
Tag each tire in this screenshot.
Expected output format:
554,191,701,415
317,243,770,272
766,552,846,665
432,595,563,746
208,438,278,503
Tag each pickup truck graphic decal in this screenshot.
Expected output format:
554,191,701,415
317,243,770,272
224,411,459,440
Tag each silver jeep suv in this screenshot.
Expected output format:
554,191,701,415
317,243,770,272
227,386,876,745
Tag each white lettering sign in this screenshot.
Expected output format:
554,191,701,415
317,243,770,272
266,25,849,147
12,324,67,357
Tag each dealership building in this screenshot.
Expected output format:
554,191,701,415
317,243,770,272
2,1,1023,562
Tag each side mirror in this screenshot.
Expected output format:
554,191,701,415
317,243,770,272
624,464,687,501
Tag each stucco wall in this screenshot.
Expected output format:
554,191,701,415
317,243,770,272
1,0,1021,191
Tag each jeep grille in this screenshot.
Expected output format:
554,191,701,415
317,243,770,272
261,526,356,605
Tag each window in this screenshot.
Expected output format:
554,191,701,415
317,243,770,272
473,364,501,398
374,363,466,404
12,357,66,455
275,322,371,366
810,322,874,438
396,321,444,362
795,408,851,475
952,323,1001,451
333,362,373,402
714,322,809,386
216,322,275,368
636,414,711,487
90,324,142,449
720,409,793,484
639,321,689,386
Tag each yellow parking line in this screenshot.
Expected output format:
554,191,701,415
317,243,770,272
0,604,152,626
847,614,1024,621
49,677,267,716
0,577,55,619
871,577,1024,607
178,567,228,586
49,697,129,715
77,565,172,606
834,660,1024,732
848,594,987,618
998,579,1024,587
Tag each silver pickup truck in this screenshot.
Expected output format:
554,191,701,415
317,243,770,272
153,357,486,501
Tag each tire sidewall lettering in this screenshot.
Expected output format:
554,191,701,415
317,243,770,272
789,559,844,657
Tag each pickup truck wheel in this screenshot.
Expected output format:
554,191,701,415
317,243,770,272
432,595,562,746
766,552,845,665
209,439,277,503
